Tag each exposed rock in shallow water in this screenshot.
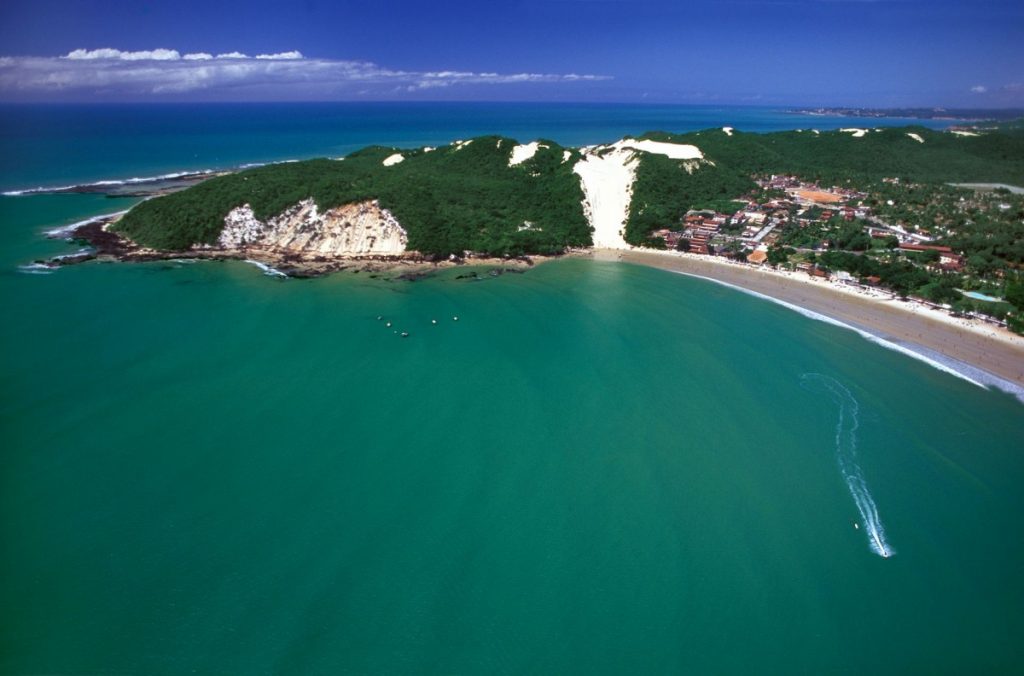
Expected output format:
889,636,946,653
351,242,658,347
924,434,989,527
220,199,408,256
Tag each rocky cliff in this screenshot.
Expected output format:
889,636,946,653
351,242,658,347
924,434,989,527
219,198,407,256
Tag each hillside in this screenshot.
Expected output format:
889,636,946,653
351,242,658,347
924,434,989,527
112,126,1024,256
115,137,590,256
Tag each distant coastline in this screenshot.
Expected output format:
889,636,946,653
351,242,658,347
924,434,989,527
788,107,1024,122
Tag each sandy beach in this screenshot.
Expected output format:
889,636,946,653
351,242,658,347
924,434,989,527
617,249,1024,389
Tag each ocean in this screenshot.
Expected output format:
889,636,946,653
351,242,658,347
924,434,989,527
1,104,1022,673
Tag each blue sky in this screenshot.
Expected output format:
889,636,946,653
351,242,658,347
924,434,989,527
0,0,1021,106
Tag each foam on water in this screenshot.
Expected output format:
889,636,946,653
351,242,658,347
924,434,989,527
3,159,300,196
801,373,894,558
3,171,215,196
17,263,56,274
43,210,129,238
52,248,94,261
243,259,288,278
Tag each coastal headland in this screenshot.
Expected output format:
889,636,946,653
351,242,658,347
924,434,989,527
29,125,1024,393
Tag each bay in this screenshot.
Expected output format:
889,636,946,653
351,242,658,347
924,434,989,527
1,104,1022,674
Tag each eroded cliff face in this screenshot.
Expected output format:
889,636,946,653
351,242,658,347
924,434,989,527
219,199,407,256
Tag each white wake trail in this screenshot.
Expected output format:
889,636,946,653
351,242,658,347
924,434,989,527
801,373,894,558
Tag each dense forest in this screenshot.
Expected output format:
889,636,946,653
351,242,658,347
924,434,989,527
639,126,1024,185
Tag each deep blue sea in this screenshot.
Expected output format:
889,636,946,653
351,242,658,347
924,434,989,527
2,103,1022,674
0,102,954,193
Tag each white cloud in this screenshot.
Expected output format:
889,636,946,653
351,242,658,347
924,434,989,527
970,84,987,94
255,51,304,60
0,48,611,99
65,48,182,61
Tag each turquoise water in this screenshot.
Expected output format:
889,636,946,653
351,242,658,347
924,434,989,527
2,106,1024,673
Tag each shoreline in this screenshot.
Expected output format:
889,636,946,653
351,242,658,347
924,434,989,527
616,248,1024,393
44,215,551,278
37,216,1024,394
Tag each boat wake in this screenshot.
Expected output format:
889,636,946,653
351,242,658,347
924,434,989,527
801,373,894,558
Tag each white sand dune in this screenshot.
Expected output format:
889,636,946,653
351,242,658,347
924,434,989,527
839,128,869,138
572,138,705,249
722,127,734,136
611,138,704,160
573,148,639,249
509,141,549,167
907,132,925,143
382,153,404,166
951,130,981,137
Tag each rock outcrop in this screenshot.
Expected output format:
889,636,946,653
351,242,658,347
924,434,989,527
219,199,407,256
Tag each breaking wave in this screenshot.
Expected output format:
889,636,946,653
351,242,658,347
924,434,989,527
3,158,303,196
3,170,216,196
17,263,56,274
44,211,129,238
801,373,894,558
243,259,288,278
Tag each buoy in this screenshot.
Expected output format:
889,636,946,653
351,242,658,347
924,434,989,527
401,332,409,338
386,322,392,328
853,522,859,530
376,316,382,321
453,316,459,321
432,319,437,324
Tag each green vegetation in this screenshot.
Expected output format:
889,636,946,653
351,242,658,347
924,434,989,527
615,127,1024,331
868,180,1024,273
625,154,752,246
116,137,589,256
623,126,1024,245
115,125,1024,302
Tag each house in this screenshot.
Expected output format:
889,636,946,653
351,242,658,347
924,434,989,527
939,252,965,271
899,243,953,254
747,249,768,265
832,270,856,285
689,230,712,254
